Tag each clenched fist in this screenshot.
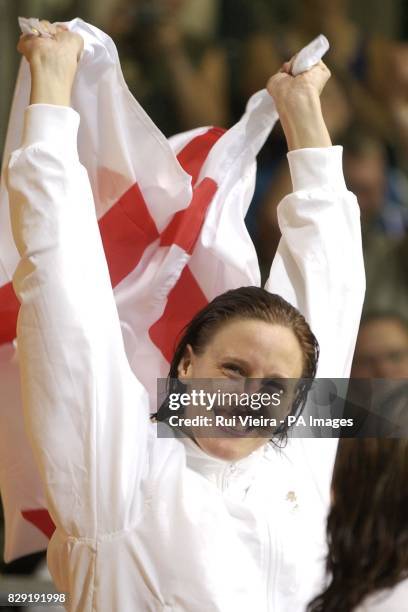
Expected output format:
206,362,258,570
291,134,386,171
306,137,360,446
267,60,331,114
17,20,84,107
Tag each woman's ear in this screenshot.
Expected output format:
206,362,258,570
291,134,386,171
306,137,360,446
177,344,194,379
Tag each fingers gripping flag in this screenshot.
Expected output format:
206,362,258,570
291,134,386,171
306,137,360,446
0,19,284,561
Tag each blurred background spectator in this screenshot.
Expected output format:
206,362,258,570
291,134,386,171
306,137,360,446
352,313,408,378
109,0,228,135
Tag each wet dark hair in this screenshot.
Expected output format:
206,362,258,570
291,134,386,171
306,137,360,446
155,286,319,440
307,437,408,612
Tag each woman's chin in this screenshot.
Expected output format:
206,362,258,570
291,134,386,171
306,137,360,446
195,436,265,462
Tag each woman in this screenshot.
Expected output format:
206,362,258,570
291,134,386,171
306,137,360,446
308,436,408,611
7,24,364,611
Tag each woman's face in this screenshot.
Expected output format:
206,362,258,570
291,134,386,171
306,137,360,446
178,319,304,461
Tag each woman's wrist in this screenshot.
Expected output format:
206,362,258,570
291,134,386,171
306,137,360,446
29,62,77,106
278,93,332,151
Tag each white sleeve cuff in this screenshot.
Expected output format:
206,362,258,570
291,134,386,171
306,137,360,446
22,104,80,158
287,146,347,192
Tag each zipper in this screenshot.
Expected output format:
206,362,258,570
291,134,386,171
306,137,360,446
266,510,281,611
221,463,237,492
266,516,273,611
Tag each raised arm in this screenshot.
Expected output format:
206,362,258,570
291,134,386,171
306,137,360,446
8,27,150,543
265,60,365,378
264,62,365,514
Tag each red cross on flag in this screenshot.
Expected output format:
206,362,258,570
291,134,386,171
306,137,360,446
0,19,279,562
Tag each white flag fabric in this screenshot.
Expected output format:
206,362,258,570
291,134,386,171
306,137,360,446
0,19,360,565
0,17,277,562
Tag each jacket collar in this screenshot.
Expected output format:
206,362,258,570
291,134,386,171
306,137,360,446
180,436,270,499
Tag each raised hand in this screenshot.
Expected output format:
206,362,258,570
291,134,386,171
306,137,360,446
267,60,331,110
17,20,84,106
266,60,332,150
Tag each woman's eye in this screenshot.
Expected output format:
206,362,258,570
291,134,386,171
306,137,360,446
262,379,285,393
222,363,245,376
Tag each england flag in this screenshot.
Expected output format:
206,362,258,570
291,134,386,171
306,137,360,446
0,20,355,563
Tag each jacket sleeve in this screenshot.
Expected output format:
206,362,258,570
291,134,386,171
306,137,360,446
7,104,151,539
265,145,365,379
265,146,366,511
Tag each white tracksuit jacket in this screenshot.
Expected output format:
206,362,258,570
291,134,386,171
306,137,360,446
7,104,365,611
